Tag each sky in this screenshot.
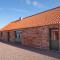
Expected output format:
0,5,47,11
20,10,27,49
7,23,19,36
0,0,60,28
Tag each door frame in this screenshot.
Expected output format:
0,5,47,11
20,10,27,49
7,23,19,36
15,30,22,43
49,28,59,50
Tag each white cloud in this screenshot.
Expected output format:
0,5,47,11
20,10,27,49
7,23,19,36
33,1,38,6
32,1,44,8
25,0,44,8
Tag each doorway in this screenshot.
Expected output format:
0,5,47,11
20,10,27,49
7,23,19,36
49,28,59,51
15,30,21,43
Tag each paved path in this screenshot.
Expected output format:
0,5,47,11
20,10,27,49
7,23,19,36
0,42,60,60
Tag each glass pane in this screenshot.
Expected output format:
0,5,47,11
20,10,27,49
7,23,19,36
51,29,59,41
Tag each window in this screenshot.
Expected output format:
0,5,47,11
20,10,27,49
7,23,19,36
51,29,59,41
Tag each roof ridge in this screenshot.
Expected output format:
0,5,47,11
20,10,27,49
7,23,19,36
11,19,21,23
23,6,60,19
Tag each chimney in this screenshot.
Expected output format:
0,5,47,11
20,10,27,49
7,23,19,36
19,17,21,20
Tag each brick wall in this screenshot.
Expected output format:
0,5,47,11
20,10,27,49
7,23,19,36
21,24,59,50
0,30,16,43
9,31,16,42
0,32,2,39
2,31,8,42
21,26,49,50
0,24,59,50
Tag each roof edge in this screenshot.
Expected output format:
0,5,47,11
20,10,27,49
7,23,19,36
23,6,60,19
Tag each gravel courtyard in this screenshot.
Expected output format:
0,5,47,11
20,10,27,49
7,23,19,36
0,42,60,60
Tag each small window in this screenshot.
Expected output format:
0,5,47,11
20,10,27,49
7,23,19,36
51,29,59,41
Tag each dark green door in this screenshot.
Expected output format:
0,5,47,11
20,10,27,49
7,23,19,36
50,29,59,51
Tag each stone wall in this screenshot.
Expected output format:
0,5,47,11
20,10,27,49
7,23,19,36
21,26,49,50
2,31,8,42
0,24,59,50
0,32,2,40
9,30,16,43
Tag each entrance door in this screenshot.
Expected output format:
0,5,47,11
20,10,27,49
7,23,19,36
50,29,59,51
15,30,21,43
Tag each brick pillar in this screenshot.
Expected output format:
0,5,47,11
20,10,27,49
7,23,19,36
59,24,60,51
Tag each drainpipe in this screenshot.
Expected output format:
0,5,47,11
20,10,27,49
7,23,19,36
19,17,21,20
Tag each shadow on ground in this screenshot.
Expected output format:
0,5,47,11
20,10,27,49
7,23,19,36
0,40,60,59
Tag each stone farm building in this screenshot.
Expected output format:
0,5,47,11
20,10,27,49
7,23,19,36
0,7,60,51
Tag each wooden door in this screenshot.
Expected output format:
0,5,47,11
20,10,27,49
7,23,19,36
15,30,21,43
49,29,59,51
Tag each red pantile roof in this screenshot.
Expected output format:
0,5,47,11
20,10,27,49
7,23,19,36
1,6,60,31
